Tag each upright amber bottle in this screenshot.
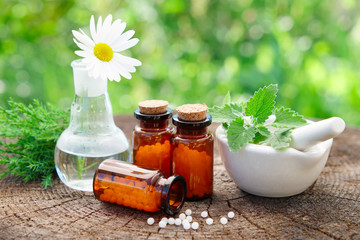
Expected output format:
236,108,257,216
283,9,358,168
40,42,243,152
93,159,187,215
133,100,173,177
171,104,214,200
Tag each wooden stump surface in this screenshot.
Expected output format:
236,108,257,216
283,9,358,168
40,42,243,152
0,115,359,239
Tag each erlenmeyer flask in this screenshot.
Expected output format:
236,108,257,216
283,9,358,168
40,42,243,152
55,60,130,192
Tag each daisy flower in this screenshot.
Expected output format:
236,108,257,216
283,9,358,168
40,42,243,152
72,14,141,82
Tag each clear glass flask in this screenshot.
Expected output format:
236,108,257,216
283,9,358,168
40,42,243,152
55,60,130,192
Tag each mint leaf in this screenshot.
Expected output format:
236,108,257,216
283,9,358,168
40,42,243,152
209,104,241,123
227,117,257,152
264,128,292,150
245,84,278,124
273,107,307,128
252,126,270,144
257,125,271,137
223,91,231,105
229,103,243,116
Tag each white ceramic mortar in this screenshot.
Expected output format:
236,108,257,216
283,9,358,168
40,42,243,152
215,123,335,197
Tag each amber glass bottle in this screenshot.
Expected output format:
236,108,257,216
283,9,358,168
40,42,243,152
133,103,173,177
93,159,187,215
171,113,214,201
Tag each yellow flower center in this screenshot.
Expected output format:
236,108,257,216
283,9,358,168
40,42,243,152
93,43,113,62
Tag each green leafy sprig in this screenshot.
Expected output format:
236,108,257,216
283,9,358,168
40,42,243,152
209,84,308,151
0,99,69,188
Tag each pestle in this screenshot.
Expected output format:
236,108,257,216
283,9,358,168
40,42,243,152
291,117,346,151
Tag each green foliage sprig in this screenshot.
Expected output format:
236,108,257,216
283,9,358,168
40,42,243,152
209,84,308,152
0,99,69,188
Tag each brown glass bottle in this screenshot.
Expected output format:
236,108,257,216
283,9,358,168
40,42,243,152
93,159,186,215
171,114,214,200
133,109,174,177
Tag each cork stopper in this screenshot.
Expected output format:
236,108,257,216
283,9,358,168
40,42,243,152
138,100,168,115
176,104,208,122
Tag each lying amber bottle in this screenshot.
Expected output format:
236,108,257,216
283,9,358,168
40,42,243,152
133,100,174,177
93,159,186,215
171,104,214,201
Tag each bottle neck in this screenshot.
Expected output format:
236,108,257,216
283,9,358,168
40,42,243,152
156,175,187,215
139,119,169,129
176,127,208,138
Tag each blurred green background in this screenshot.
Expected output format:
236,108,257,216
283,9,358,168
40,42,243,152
1,0,360,126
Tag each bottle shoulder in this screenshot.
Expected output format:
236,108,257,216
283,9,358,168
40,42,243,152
134,125,174,134
172,132,213,143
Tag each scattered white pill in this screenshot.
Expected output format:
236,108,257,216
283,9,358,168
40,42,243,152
192,222,199,230
183,222,191,230
175,218,182,225
206,218,213,225
228,211,235,218
179,213,186,220
201,211,208,218
186,215,193,223
182,219,189,225
220,217,228,225
161,217,168,223
147,217,155,225
159,221,167,228
185,209,192,215
168,217,175,225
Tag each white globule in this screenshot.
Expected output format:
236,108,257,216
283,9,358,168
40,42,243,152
201,211,208,218
159,221,167,228
161,217,168,223
175,218,182,225
183,222,191,230
192,222,199,230
182,219,189,225
220,217,228,225
185,209,192,215
147,217,155,225
179,213,186,220
186,216,193,223
228,211,235,218
206,218,213,225
168,218,175,225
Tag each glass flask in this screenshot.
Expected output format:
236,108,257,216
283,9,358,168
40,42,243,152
93,159,187,215
55,60,130,192
133,108,173,177
171,114,214,200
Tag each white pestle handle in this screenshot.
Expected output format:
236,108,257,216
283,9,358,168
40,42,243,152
291,117,346,151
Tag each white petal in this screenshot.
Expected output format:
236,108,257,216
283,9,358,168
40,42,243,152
107,19,124,44
90,15,98,43
110,61,122,82
92,61,101,79
103,14,113,31
111,60,132,79
96,16,103,39
79,28,95,47
113,38,139,52
75,50,92,58
100,62,109,80
114,53,142,66
111,30,135,49
114,72,121,82
73,38,92,51
72,30,94,48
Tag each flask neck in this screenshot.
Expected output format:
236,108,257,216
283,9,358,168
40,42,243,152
156,175,187,215
69,93,117,133
72,59,107,97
